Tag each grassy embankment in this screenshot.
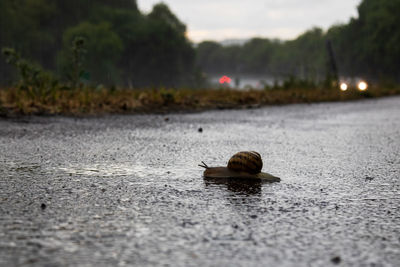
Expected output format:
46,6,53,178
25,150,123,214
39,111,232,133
0,86,399,116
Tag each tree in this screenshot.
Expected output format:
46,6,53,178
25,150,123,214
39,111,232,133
356,0,400,80
58,22,124,85
121,3,195,87
196,41,224,73
148,3,186,35
241,38,277,74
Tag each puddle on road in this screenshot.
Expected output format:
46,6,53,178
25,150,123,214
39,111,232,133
57,162,190,178
59,162,155,177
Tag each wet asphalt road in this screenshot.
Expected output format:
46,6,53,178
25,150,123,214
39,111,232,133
1,96,400,267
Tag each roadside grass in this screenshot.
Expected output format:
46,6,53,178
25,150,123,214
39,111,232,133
0,86,399,116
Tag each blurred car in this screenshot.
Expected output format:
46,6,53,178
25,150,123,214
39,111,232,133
339,78,368,91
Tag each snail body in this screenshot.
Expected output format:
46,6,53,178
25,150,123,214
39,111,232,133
199,151,280,182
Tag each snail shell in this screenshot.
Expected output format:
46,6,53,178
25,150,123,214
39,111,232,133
227,151,263,174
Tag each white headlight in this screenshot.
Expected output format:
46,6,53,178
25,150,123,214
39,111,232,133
358,81,367,91
340,83,348,91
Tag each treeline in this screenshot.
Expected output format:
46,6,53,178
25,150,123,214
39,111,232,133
196,0,400,84
0,0,196,87
0,0,399,88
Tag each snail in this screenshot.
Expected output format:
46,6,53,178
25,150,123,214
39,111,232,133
199,151,280,182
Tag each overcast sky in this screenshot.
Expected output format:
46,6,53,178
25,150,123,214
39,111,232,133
138,0,361,42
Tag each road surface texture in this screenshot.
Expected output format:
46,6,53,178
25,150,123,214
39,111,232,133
1,96,400,266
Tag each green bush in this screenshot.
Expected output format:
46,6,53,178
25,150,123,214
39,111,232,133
2,47,58,97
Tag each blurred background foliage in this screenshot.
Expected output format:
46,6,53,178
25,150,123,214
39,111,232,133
0,0,399,88
197,0,400,84
0,0,195,87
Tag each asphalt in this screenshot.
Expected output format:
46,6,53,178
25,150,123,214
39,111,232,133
1,96,400,267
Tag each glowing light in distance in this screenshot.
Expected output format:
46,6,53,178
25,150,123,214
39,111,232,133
340,83,348,91
358,81,368,91
219,75,231,84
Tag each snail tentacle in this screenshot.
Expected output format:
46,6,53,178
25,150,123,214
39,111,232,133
198,161,209,169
